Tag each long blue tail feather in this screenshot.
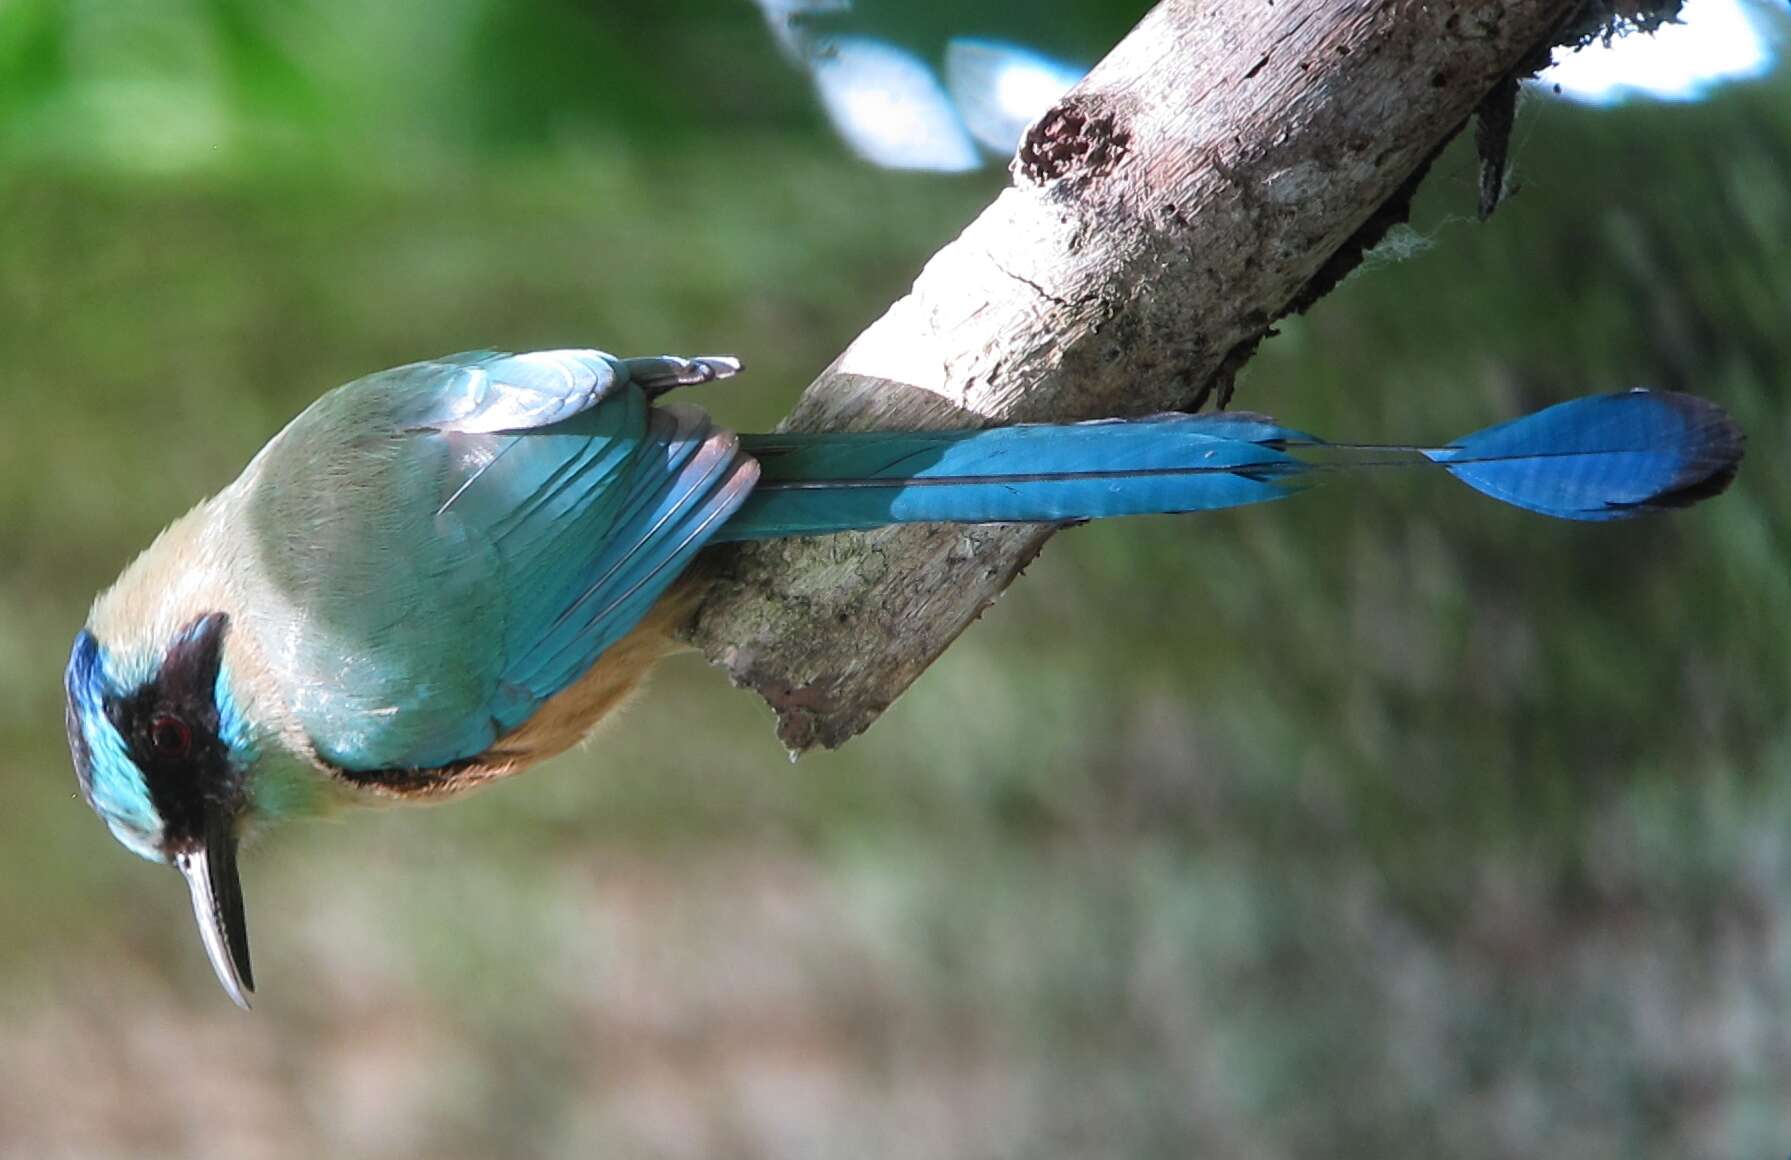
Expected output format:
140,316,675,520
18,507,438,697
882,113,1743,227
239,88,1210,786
1420,391,1743,520
712,391,1742,541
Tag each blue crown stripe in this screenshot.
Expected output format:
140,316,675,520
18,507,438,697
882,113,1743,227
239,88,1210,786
64,629,163,854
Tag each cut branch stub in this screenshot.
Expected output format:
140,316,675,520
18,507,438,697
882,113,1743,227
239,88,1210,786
682,0,1589,754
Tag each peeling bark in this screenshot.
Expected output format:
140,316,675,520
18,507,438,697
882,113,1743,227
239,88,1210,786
678,0,1664,753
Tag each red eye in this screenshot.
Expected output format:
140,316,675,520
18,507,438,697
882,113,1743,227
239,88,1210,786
150,714,192,759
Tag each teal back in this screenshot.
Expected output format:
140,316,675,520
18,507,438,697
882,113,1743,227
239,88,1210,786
241,353,751,772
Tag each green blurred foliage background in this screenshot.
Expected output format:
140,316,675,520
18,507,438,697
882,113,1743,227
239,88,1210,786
2,1,1789,1156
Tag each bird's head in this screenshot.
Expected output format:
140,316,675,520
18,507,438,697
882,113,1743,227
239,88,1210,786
65,609,257,1008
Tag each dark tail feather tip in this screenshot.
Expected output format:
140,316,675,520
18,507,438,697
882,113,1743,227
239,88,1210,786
1610,398,1746,513
1642,458,1742,510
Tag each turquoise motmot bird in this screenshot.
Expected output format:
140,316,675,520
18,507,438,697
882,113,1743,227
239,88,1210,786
64,348,1744,1007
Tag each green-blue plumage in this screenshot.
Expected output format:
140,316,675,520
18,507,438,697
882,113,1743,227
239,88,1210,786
1421,391,1743,519
239,351,754,772
61,349,1747,1008
223,357,1741,775
717,414,1313,539
72,351,1747,786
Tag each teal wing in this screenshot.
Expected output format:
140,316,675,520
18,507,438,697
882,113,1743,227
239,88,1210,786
241,350,755,772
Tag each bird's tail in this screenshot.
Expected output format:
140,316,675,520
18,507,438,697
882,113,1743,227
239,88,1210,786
711,391,1743,541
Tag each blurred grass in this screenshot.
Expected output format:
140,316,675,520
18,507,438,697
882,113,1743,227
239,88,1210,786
2,3,1791,1157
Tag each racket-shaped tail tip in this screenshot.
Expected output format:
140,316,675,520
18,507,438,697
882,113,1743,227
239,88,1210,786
1427,391,1745,522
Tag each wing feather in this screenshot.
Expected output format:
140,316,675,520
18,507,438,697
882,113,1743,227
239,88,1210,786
240,350,753,774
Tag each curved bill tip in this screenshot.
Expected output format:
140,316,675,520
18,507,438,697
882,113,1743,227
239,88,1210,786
695,355,743,379
173,830,254,1010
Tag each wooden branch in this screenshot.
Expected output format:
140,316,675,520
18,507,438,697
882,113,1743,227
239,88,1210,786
682,0,1590,753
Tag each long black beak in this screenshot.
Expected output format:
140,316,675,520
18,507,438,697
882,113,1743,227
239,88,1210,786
172,812,254,1009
